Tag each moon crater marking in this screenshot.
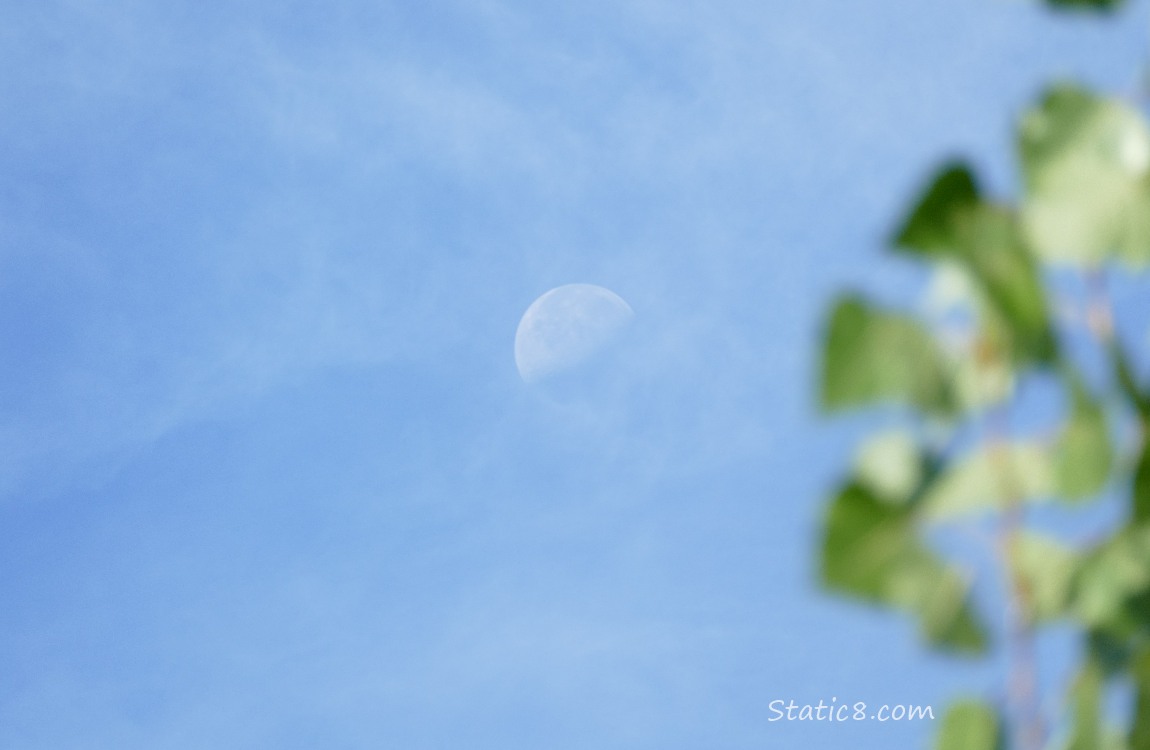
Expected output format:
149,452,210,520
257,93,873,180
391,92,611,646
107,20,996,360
515,284,634,384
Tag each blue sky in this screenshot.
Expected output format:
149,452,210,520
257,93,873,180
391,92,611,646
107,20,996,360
1,1,1148,748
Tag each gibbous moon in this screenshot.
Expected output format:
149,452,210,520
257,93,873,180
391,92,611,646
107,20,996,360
515,284,634,385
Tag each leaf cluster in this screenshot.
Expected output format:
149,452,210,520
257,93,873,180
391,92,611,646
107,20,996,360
815,4,1150,741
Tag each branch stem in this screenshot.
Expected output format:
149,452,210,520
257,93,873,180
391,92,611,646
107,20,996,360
988,406,1045,750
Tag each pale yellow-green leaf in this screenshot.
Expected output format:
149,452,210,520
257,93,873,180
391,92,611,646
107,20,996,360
1053,382,1113,500
1020,84,1150,268
855,429,922,503
1102,729,1130,750
923,261,980,318
1012,532,1079,621
952,346,1015,411
921,442,1054,521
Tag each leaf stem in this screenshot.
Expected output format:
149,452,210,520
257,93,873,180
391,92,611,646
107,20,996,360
988,405,1046,750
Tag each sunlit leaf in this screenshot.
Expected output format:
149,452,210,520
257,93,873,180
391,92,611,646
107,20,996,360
1013,532,1079,621
820,295,956,416
820,482,988,653
855,429,924,503
920,442,1054,521
952,326,1017,411
934,700,1004,750
1019,84,1150,268
1053,377,1114,500
894,163,1057,364
923,264,1018,411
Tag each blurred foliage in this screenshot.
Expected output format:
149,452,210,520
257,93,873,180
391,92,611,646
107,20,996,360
1012,532,1079,622
821,295,958,416
1045,0,1126,10
935,700,1006,750
1066,660,1106,750
1131,653,1150,748
815,1,1148,747
1053,378,1114,499
893,163,1058,365
1020,85,1150,268
821,481,988,652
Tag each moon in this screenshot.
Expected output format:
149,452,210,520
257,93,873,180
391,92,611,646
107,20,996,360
515,284,634,385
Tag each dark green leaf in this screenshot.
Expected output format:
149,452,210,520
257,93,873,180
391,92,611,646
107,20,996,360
1087,629,1135,676
1134,442,1150,524
821,482,919,601
893,163,1057,364
820,482,988,653
820,295,956,416
894,163,981,255
1045,0,1126,11
1131,650,1150,750
955,205,1058,363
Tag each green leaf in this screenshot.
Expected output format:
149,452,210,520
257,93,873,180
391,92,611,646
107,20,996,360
924,265,1019,411
1045,0,1126,11
894,163,1057,364
894,163,981,256
920,442,1054,521
955,205,1058,363
919,569,991,652
821,482,920,601
934,700,1004,750
952,340,1015,411
820,295,956,416
1019,84,1150,268
1131,650,1150,750
1013,532,1079,621
1134,444,1150,523
820,482,988,653
1071,526,1150,629
1067,659,1105,750
1108,338,1150,419
1053,377,1113,500
1088,628,1135,676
